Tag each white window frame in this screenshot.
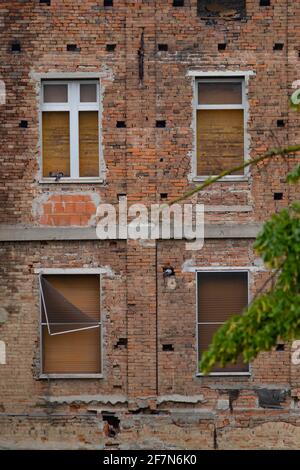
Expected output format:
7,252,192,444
193,75,249,182
36,268,104,379
196,268,251,377
40,80,103,183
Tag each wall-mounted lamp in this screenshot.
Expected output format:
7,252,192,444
163,266,175,277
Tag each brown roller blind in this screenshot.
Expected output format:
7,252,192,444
198,324,248,373
41,274,101,374
197,109,244,176
79,111,99,177
41,277,99,334
43,275,100,322
42,111,70,177
198,271,248,373
198,271,248,323
43,326,101,374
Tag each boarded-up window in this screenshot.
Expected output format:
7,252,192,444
196,79,245,176
41,81,100,179
197,271,249,373
40,274,101,375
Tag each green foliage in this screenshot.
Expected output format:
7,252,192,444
200,202,300,373
286,164,300,184
290,88,300,112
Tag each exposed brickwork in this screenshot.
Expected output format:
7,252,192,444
38,194,98,226
1,0,300,449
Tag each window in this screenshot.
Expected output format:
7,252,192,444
41,80,100,180
197,0,246,20
197,271,249,374
40,274,101,376
196,78,246,177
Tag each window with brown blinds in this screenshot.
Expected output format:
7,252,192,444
40,274,101,375
196,78,246,177
197,271,249,373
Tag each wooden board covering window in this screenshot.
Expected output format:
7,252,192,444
42,111,70,177
79,111,99,177
197,271,248,373
197,109,244,176
42,275,101,374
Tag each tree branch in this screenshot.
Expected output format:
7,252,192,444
165,144,300,207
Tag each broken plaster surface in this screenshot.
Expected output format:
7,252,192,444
41,394,127,405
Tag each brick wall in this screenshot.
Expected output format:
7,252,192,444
1,0,300,449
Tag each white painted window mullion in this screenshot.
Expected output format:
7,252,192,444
69,82,79,178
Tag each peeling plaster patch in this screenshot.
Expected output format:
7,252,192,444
157,395,205,405
32,192,52,218
0,307,8,324
217,399,230,410
253,257,264,268
32,191,101,227
97,265,116,278
41,394,127,405
181,259,197,272
292,80,300,89
0,341,6,365
0,79,5,105
139,238,156,248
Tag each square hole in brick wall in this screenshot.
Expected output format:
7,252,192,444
173,0,184,6
197,0,246,20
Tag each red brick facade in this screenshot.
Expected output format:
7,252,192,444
0,0,300,449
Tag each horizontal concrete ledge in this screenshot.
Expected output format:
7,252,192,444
41,394,128,405
0,223,263,242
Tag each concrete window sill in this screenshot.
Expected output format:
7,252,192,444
196,372,251,377
193,176,249,183
39,374,104,379
39,178,105,184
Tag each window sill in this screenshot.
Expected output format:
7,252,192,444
196,372,250,377
39,178,104,184
39,373,103,379
193,176,249,183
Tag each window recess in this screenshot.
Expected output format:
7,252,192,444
41,81,100,180
197,0,246,20
196,78,246,177
197,271,249,374
39,274,101,375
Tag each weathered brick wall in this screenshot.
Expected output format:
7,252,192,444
0,241,128,413
0,0,299,226
1,0,300,449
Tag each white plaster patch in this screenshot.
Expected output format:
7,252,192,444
217,399,230,410
0,307,8,324
292,80,300,89
0,341,6,365
181,259,196,272
0,79,5,105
